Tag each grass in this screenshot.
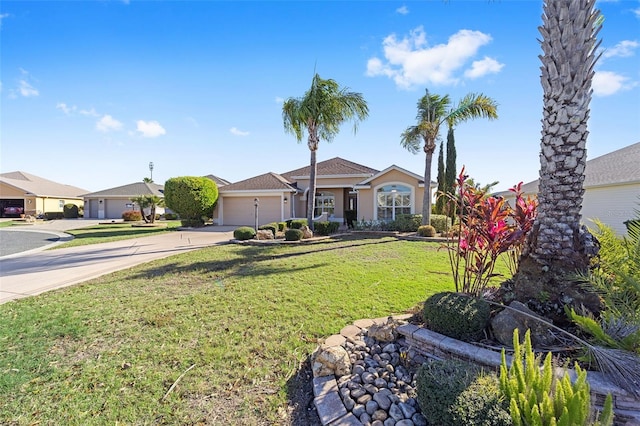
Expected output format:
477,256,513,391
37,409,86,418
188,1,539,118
0,221,16,228
52,221,182,249
0,235,482,425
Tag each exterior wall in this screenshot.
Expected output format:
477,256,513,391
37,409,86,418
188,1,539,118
582,183,640,235
0,183,24,197
220,195,288,226
295,176,371,193
357,170,426,222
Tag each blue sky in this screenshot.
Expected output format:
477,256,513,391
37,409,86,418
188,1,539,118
1,0,638,193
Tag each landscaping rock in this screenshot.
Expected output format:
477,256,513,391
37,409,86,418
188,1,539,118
491,300,557,347
256,229,274,240
311,345,351,378
301,225,313,239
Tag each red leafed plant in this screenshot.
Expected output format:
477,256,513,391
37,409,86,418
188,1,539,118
444,167,537,296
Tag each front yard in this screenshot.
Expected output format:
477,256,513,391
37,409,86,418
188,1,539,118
0,235,481,425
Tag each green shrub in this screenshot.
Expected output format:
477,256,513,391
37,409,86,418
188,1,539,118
417,225,436,237
164,176,218,226
452,373,512,426
163,212,179,220
430,214,452,233
284,229,303,241
278,222,286,232
181,218,205,228
289,219,308,229
393,214,422,232
233,227,256,241
417,359,483,426
44,212,65,220
258,223,278,237
63,204,79,218
313,221,340,236
423,292,490,341
500,329,614,426
122,210,142,221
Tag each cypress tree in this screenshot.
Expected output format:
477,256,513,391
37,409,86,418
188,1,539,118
435,142,446,214
444,126,457,218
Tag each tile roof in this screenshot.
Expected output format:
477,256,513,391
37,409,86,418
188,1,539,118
219,172,297,192
82,182,165,198
281,157,379,179
204,174,231,187
0,171,89,198
494,142,640,196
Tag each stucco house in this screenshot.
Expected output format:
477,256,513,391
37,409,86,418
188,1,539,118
495,142,640,235
215,157,434,227
0,171,87,218
83,182,165,219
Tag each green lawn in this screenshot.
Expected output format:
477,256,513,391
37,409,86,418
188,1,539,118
53,221,182,249
0,221,16,228
0,235,508,425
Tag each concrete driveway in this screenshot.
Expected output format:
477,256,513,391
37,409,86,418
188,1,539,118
0,223,235,304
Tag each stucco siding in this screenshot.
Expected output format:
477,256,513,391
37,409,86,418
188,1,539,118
582,183,640,235
0,183,24,197
105,198,131,219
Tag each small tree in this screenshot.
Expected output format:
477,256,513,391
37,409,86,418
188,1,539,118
131,195,165,224
164,176,218,227
435,142,446,214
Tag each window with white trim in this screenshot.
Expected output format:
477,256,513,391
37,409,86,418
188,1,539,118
376,185,411,221
314,192,335,216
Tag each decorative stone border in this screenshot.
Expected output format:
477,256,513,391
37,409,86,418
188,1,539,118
312,315,412,426
397,323,640,426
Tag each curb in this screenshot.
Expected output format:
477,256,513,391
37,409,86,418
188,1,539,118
311,314,413,426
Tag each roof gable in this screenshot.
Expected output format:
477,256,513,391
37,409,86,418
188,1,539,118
0,171,89,198
220,172,297,192
204,174,231,187
355,164,428,187
281,157,378,179
83,182,164,198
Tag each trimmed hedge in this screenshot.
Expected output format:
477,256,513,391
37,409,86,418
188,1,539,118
417,225,436,237
258,223,278,237
122,210,143,221
63,204,79,219
417,359,510,426
163,213,179,220
233,227,256,241
164,176,218,226
394,214,422,232
284,229,303,241
430,214,452,233
313,221,340,236
44,212,65,220
288,219,308,229
423,292,491,341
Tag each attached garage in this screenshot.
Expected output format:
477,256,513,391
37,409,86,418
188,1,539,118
221,196,284,227
83,182,165,220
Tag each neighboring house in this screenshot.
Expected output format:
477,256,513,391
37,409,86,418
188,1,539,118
0,171,88,218
83,182,165,219
215,157,434,227
495,142,640,235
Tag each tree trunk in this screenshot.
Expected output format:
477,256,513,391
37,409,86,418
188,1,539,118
307,148,317,231
512,0,603,321
421,142,434,225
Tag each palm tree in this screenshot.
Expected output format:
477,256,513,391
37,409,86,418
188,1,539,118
131,195,165,224
401,90,498,225
283,73,369,230
513,0,604,318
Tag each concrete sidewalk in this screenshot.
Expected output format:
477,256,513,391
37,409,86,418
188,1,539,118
0,228,235,304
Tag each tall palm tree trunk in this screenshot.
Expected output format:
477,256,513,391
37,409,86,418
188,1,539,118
422,145,434,225
513,0,603,320
307,148,317,231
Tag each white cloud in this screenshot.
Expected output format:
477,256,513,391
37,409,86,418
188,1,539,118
464,57,504,79
633,7,640,18
396,5,409,15
56,102,75,115
18,79,39,97
136,120,166,138
80,107,99,117
602,40,639,59
366,27,498,88
592,70,637,96
0,13,10,29
274,96,284,104
96,115,123,132
230,127,250,136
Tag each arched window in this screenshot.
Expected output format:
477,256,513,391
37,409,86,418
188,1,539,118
314,191,335,217
376,184,411,221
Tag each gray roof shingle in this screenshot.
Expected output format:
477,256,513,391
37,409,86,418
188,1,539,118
0,171,89,198
82,182,164,198
219,172,297,192
281,157,378,179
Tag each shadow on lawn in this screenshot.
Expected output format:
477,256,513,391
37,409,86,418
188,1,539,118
285,354,323,426
128,236,401,280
